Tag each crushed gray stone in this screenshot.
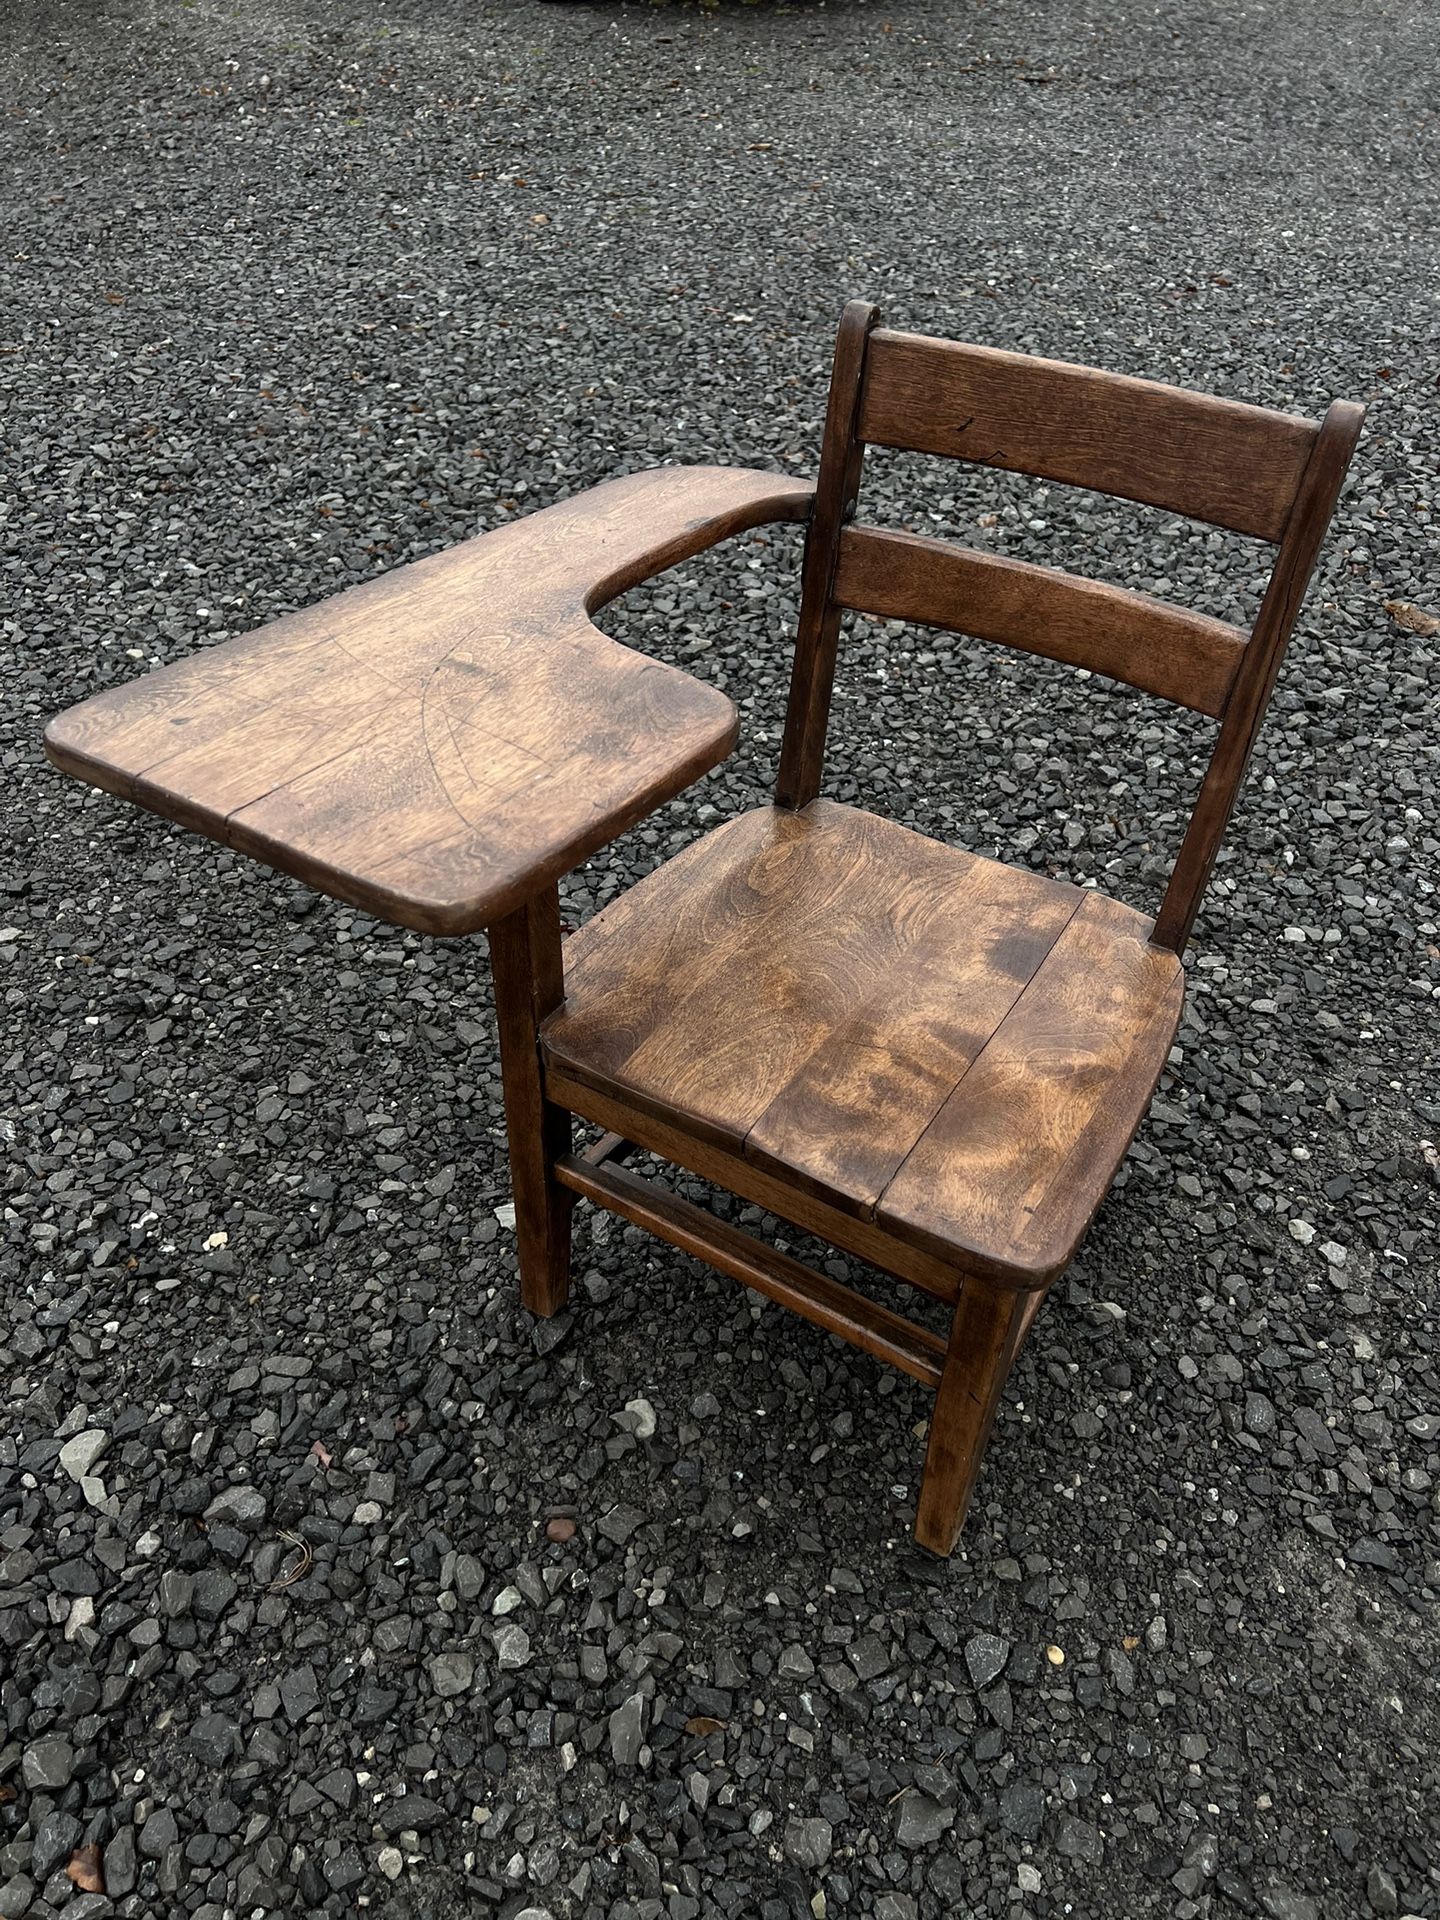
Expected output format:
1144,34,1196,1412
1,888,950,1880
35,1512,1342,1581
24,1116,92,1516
2,2,1436,1918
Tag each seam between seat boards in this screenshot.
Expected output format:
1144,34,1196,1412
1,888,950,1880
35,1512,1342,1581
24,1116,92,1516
870,898,1179,1256
735,881,1092,1221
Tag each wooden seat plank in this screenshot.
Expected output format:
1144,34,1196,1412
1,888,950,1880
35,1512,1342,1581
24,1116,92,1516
545,800,1178,1279
545,801,1078,1186
44,466,813,935
547,802,889,1150
740,820,1082,1211
877,893,1185,1283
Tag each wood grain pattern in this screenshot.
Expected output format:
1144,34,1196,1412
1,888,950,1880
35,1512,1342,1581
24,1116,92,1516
545,801,1182,1287
878,892,1184,1283
858,329,1318,540
1154,399,1368,950
542,1066,965,1304
44,466,813,935
833,525,1247,718
554,1153,948,1388
741,846,1076,1213
544,801,1079,1201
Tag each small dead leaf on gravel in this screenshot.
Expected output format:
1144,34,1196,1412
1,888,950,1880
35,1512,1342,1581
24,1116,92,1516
1383,599,1440,636
685,1716,726,1737
67,1846,104,1893
267,1530,312,1593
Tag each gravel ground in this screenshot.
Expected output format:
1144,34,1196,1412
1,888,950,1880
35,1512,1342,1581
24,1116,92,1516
3,0,1438,1916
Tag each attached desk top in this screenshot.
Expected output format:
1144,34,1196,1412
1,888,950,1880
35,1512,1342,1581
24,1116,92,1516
45,466,813,935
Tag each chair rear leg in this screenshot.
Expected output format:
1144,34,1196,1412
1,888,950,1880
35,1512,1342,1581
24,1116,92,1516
489,887,572,1318
915,1277,1031,1555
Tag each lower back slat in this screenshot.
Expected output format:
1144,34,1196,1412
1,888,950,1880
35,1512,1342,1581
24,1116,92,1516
833,526,1245,718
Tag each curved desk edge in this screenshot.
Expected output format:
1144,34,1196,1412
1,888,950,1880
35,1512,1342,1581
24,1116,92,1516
45,466,815,935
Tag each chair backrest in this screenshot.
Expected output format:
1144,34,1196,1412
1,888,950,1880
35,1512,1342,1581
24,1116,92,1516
776,301,1365,953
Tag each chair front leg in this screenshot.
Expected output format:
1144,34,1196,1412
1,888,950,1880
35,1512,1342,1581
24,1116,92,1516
489,885,572,1317
915,1276,1032,1555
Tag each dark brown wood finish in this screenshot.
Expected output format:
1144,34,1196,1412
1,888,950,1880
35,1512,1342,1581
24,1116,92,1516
1153,399,1368,952
579,1130,633,1170
914,1278,1026,1555
877,892,1185,1282
45,466,812,935
45,306,1364,1557
554,1153,948,1388
543,1065,968,1305
774,300,878,809
543,800,1185,1288
859,329,1319,539
489,885,571,1317
833,526,1246,718
544,802,1080,1194
538,322,1355,1547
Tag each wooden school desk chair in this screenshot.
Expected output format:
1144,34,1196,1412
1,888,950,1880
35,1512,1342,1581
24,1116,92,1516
45,302,1363,1553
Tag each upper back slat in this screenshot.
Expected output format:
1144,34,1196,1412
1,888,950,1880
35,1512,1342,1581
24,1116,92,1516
858,329,1318,540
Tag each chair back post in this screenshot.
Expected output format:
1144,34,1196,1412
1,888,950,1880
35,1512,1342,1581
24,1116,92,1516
1152,398,1366,954
775,299,880,809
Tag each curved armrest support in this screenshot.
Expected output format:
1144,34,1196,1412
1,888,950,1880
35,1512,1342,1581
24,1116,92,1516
45,466,814,934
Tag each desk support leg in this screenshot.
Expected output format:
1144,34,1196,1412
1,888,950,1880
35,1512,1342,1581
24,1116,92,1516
489,885,572,1317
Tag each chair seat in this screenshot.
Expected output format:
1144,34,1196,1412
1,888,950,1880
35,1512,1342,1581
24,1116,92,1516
541,801,1185,1287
